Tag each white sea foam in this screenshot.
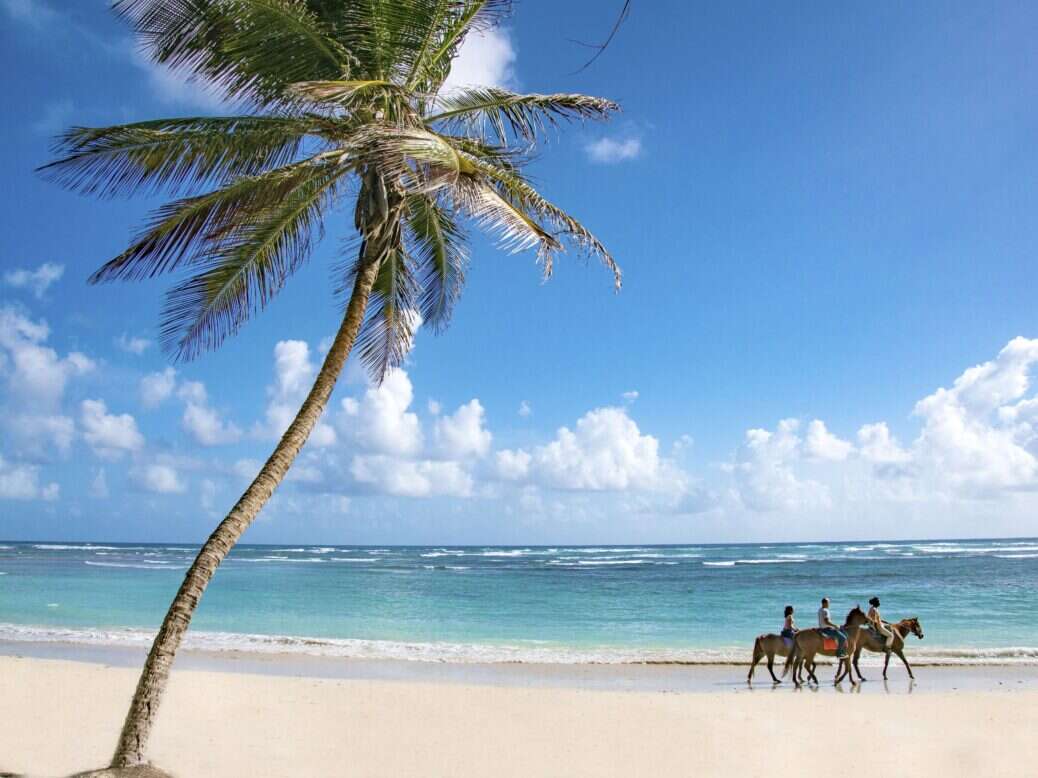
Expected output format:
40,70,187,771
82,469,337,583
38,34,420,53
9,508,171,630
34,544,121,551
1,622,1035,666
996,553,1038,559
547,559,652,567
329,558,378,563
703,561,736,567
84,561,183,570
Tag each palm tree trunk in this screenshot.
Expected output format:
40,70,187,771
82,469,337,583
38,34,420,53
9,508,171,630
110,255,383,768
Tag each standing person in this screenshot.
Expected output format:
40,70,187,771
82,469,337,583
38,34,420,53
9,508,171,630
781,605,798,640
867,596,896,649
817,597,847,657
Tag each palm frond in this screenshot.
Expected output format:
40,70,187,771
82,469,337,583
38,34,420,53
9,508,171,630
405,192,468,331
354,243,422,382
160,162,349,359
40,115,323,197
459,152,621,289
452,176,560,257
427,89,618,143
115,0,354,105
90,153,348,283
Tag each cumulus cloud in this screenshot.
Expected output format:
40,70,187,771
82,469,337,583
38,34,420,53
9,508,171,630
0,454,59,501
585,136,642,164
115,333,151,355
518,407,678,492
441,27,516,92
0,307,92,457
351,455,474,497
730,419,830,512
140,367,177,408
133,463,186,494
518,400,532,418
910,336,1038,496
255,340,336,447
340,368,421,456
3,262,64,298
803,419,853,461
175,380,241,446
621,390,639,404
495,448,531,480
434,399,491,459
81,399,144,458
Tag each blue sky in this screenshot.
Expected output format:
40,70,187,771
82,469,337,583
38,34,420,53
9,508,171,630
3,0,1038,544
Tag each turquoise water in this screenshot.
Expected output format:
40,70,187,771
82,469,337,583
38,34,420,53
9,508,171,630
1,538,1036,663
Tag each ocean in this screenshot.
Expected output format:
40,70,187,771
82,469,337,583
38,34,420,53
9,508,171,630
1,538,1036,665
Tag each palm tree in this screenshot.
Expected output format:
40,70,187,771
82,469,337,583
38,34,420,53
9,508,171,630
43,0,619,769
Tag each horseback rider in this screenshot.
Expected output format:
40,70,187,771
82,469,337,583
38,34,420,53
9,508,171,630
781,605,797,640
867,596,896,650
817,597,847,657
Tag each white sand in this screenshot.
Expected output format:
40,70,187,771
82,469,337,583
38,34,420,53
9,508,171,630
3,655,1036,777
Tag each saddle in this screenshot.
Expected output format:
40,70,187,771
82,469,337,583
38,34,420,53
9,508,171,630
822,637,838,652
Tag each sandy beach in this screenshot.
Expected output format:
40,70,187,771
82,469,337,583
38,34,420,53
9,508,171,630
3,653,1037,778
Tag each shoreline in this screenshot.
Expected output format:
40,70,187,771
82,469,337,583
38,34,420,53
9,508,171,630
4,654,1037,777
4,640,1038,695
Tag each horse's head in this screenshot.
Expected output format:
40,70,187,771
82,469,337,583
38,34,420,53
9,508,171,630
843,605,867,628
904,617,924,640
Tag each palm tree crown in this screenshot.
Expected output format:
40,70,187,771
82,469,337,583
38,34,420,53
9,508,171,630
43,0,620,380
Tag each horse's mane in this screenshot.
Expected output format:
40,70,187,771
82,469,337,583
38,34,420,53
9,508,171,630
843,605,865,624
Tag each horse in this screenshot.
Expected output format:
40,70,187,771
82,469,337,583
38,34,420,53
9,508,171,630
783,606,869,686
747,633,796,683
850,617,924,682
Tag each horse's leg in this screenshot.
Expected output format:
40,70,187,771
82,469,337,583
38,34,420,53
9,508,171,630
853,646,866,682
895,649,915,680
767,653,781,683
807,658,819,684
883,651,891,680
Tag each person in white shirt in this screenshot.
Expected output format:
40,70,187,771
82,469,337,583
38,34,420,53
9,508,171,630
817,597,847,657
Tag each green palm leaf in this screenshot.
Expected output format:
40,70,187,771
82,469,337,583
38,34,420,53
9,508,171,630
405,192,468,331
427,89,619,143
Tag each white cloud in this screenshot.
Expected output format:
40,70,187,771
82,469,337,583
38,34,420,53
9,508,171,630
182,401,242,446
730,419,830,512
115,333,151,355
140,367,177,408
340,368,421,456
427,399,442,416
585,136,642,164
518,400,532,418
0,454,59,501
351,455,474,498
0,306,93,408
89,468,109,499
434,399,491,459
441,27,516,92
133,463,186,494
255,340,336,447
81,399,144,458
621,390,639,404
495,448,532,481
803,419,853,461
909,336,1038,496
857,422,911,466
522,407,675,491
4,263,64,299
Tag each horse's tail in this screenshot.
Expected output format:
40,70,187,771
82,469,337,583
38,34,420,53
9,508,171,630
781,640,797,678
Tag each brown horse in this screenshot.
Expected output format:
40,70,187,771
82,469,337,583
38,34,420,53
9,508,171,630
851,617,924,682
747,633,796,683
783,606,869,686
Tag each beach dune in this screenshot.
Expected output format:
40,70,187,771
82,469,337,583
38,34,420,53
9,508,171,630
2,656,1037,777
